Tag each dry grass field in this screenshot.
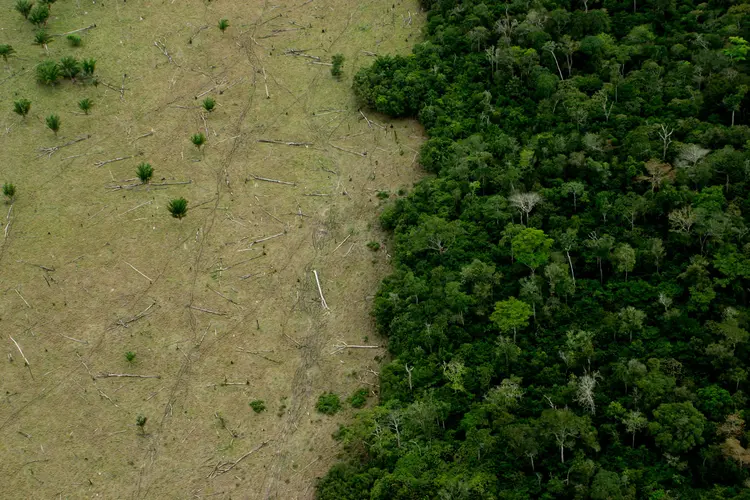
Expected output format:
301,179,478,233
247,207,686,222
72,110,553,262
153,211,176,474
0,0,424,498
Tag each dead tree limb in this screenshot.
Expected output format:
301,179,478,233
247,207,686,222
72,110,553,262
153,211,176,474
154,40,174,64
189,305,226,316
124,261,153,283
130,130,154,144
116,302,156,327
9,336,30,366
257,139,312,147
96,373,161,379
94,154,137,168
37,134,91,159
313,270,330,310
208,286,240,306
237,231,285,251
331,341,381,354
236,348,281,364
330,144,367,157
208,441,270,478
188,25,209,44
247,174,296,186
262,67,270,99
53,24,97,37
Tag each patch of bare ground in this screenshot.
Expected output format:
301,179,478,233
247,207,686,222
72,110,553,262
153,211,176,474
0,0,424,498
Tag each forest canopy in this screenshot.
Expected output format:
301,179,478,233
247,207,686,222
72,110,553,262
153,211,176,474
319,0,750,498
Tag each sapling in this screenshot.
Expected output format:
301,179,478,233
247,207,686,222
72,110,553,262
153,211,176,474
28,4,49,27
136,415,147,434
249,400,266,413
167,198,188,219
13,99,31,118
59,56,81,81
331,54,344,78
3,183,16,203
136,162,153,184
82,58,96,76
33,30,53,53
125,351,136,364
202,97,216,112
218,19,229,33
0,45,15,63
67,34,82,47
36,60,60,85
78,98,92,114
191,132,206,150
15,0,33,19
45,113,60,135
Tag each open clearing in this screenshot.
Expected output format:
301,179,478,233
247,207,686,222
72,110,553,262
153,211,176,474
0,0,424,498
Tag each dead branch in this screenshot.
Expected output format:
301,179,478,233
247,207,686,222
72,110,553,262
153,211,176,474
361,50,378,57
236,348,281,364
97,388,119,408
283,333,302,347
37,134,91,159
331,340,381,354
14,287,30,308
96,373,161,379
120,74,127,101
247,174,296,186
262,67,270,99
116,302,156,327
130,130,154,144
359,110,384,129
303,192,330,197
57,333,88,344
107,180,192,191
330,144,367,157
208,286,240,306
95,154,137,168
53,24,97,37
124,261,153,283
284,49,321,61
119,200,152,217
189,305,226,316
188,25,209,44
16,260,55,272
257,139,313,147
208,441,270,478
313,270,330,310
9,336,30,366
238,231,285,250
154,40,174,64
309,61,333,66
332,234,352,253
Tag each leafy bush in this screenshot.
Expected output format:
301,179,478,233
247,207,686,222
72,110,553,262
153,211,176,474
316,392,341,415
331,54,344,78
81,58,96,76
249,400,266,413
202,97,216,112
13,99,31,118
136,162,153,184
36,60,60,85
3,183,16,203
366,241,381,251
15,0,33,19
125,351,136,363
67,34,82,47
45,114,60,135
78,98,92,114
59,56,80,80
0,45,15,62
136,415,147,434
167,197,188,219
348,388,368,408
27,4,49,27
190,132,206,149
33,30,52,49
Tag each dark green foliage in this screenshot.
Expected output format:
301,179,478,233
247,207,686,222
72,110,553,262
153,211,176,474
348,388,368,408
319,0,750,497
33,30,52,49
218,19,229,33
77,98,92,114
13,99,31,118
202,97,215,112
36,60,59,85
135,162,153,183
125,351,136,363
27,4,49,26
66,34,82,47
316,392,341,415
331,53,344,78
366,241,381,251
0,44,15,62
190,132,206,149
136,415,147,434
3,183,16,203
15,0,33,19
249,400,266,413
81,58,96,76
45,114,59,135
59,56,80,80
167,197,188,219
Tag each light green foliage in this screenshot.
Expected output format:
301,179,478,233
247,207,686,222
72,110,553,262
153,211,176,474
490,297,532,342
724,36,749,62
36,60,60,85
33,30,52,49
511,227,553,273
612,243,636,280
59,56,81,80
82,58,96,75
316,392,342,414
28,4,49,26
67,34,82,47
125,351,136,363
649,402,706,454
348,388,369,408
136,415,147,434
190,132,206,149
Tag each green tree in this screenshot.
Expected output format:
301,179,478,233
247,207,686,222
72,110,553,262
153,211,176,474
33,30,53,52
540,408,598,463
167,197,188,219
13,99,31,118
622,410,648,447
331,54,345,78
511,228,553,274
618,306,646,342
15,0,33,19
0,44,15,63
649,402,707,454
45,114,60,135
136,163,154,184
491,297,532,342
36,60,60,85
590,470,624,500
612,243,636,280
28,4,49,27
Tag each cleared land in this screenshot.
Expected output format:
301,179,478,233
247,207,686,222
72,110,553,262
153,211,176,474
0,0,424,498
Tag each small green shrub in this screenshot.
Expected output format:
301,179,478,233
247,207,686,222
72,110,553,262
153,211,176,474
33,30,53,50
348,388,369,408
78,98,92,114
82,58,96,76
67,34,82,47
15,0,33,19
136,162,153,184
249,400,266,413
331,54,345,78
202,97,216,112
366,241,381,251
316,392,341,415
191,132,206,149
136,415,147,434
218,19,229,32
13,99,31,118
0,44,15,62
167,197,188,219
3,183,16,203
36,60,60,85
45,114,60,135
376,190,389,200
59,56,80,80
28,4,49,27
125,351,136,363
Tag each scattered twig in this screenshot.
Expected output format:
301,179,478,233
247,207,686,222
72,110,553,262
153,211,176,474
208,286,240,306
96,373,161,379
9,336,31,367
94,154,136,168
236,348,281,364
37,135,91,159
313,270,330,310
189,305,226,316
97,388,119,408
247,174,296,186
53,24,97,37
359,110,384,129
262,67,270,99
116,302,156,327
332,234,352,253
330,144,367,157
57,333,88,344
257,139,312,147
238,231,285,250
303,192,330,197
154,40,174,64
119,200,152,217
120,74,127,101
188,25,209,44
124,261,153,283
208,441,270,478
331,340,382,354
361,50,378,57
130,130,154,144
283,333,302,347
308,61,333,66
16,260,54,272
14,288,31,308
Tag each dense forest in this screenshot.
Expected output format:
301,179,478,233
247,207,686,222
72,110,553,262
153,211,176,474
318,0,750,497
